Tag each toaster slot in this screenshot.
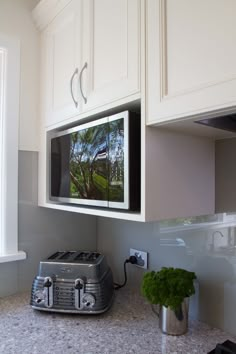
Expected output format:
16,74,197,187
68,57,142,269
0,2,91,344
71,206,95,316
87,252,100,261
74,252,88,261
43,276,53,308
47,251,64,260
59,251,76,260
73,252,100,262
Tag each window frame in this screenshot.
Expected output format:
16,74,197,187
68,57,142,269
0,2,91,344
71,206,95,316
0,34,26,262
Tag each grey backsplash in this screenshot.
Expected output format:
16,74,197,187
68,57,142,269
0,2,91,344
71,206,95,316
0,151,97,297
97,217,236,336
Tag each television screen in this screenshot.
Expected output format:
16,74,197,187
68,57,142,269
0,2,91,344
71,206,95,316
50,110,140,210
50,114,127,208
69,121,109,201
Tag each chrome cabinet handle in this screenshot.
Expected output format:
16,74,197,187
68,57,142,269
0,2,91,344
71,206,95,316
79,62,87,104
70,68,78,108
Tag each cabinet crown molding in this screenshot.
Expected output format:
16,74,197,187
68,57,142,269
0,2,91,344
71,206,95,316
32,0,72,31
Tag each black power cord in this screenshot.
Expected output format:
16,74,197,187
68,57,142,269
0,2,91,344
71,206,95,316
113,255,137,290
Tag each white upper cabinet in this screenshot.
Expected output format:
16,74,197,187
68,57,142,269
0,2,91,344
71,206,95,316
42,0,82,127
34,0,216,221
37,0,140,127
146,0,236,125
82,0,140,112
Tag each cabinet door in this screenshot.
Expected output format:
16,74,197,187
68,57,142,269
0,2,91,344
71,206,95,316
146,0,236,125
44,0,82,127
82,0,140,112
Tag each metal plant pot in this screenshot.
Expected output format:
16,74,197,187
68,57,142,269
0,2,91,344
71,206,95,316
159,298,189,335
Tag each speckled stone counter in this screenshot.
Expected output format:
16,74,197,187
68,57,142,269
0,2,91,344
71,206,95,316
0,289,235,354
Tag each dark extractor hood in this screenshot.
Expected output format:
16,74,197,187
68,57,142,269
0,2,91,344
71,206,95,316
195,113,236,133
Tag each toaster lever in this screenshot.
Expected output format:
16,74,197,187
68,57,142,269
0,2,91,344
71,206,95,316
44,279,52,287
75,282,83,290
43,276,53,308
74,278,84,309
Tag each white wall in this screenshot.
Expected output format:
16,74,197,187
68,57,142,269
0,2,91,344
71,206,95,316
0,0,40,151
0,151,97,297
0,0,97,298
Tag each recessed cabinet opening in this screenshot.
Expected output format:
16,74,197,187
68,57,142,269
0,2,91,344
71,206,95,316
48,110,141,212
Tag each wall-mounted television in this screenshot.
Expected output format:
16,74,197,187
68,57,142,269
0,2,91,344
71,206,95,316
50,111,140,210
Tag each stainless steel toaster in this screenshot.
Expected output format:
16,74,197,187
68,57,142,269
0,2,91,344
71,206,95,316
31,251,114,314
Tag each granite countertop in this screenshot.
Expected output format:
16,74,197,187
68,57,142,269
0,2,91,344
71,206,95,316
0,288,235,354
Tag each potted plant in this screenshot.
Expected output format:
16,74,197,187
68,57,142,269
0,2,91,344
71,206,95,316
141,267,196,335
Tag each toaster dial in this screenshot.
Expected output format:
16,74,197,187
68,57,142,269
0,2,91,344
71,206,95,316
34,290,46,305
82,293,96,309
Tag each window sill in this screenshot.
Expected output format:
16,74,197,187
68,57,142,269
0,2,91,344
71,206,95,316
0,251,26,263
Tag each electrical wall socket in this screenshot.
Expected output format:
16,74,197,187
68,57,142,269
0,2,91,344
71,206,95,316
130,248,148,269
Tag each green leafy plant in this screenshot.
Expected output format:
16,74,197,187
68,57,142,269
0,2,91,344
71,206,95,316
141,267,196,311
